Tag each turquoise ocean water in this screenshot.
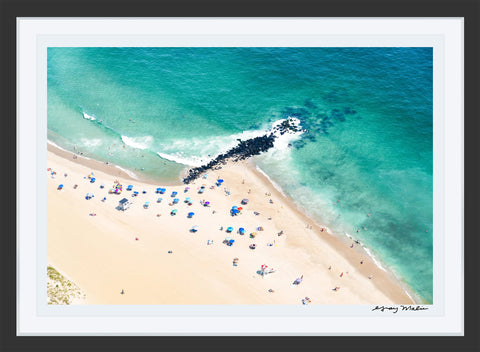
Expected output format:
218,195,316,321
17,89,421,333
47,47,433,303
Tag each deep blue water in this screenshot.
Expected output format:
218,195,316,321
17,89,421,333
47,47,433,303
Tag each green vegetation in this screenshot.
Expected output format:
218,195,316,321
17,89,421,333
47,265,86,305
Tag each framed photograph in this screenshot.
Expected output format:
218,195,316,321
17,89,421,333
4,0,478,350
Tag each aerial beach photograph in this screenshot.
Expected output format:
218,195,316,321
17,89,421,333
46,47,433,306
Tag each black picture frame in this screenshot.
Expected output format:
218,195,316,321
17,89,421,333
2,0,478,351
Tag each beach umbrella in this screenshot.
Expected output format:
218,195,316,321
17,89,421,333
157,198,162,203
241,199,249,205
191,225,199,232
58,184,63,190
188,212,195,218
232,206,238,210
142,189,147,194
100,183,106,189
90,178,96,183
160,188,166,194
239,227,245,234
226,227,234,233
204,201,210,206
171,209,177,215
217,179,224,183
231,209,239,215
238,207,243,211
171,191,178,197
185,197,191,202
184,187,190,192
173,198,180,204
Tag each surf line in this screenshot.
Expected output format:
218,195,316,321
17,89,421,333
182,118,303,184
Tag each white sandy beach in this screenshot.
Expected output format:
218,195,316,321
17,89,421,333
47,144,414,305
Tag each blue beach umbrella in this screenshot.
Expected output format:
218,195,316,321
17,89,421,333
239,227,245,234
185,197,191,203
127,185,134,191
171,209,177,215
159,188,166,194
217,179,224,183
226,227,234,233
232,206,238,210
188,212,195,218
171,191,178,197
57,184,63,190
231,208,239,215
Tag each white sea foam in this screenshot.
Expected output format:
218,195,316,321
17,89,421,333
121,135,153,150
269,117,304,151
47,139,92,160
155,117,305,168
82,112,96,121
47,140,70,153
80,138,103,148
114,165,139,180
255,165,287,197
362,246,387,272
156,152,207,167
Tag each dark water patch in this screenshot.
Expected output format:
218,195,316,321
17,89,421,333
323,89,350,104
304,98,318,110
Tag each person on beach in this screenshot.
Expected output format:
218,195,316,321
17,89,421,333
120,289,125,295
293,275,303,285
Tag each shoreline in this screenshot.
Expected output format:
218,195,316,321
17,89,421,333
47,141,416,305
47,140,185,186
248,160,420,304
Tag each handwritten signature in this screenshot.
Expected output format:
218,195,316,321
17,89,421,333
372,305,429,314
